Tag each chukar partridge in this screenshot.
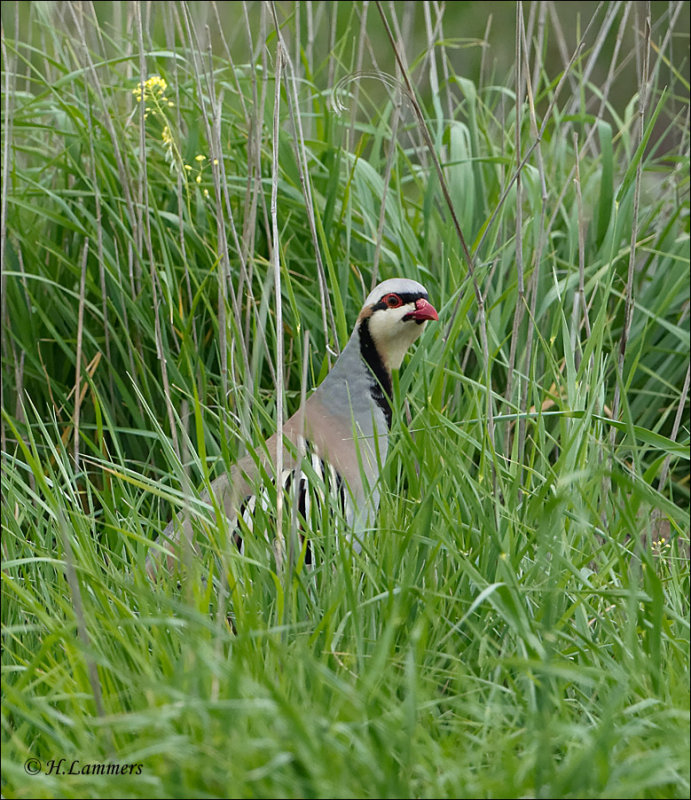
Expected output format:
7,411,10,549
148,277,438,575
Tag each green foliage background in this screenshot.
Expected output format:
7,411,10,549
2,2,689,798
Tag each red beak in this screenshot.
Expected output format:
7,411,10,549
408,297,438,322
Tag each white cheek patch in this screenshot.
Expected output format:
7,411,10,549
368,306,427,370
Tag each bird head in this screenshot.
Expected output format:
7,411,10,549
358,278,438,371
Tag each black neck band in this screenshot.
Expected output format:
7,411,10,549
358,318,392,429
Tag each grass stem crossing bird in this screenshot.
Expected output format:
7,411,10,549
147,278,438,576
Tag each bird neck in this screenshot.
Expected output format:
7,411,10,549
315,320,393,434
357,317,393,429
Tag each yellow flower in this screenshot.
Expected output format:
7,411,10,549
132,75,169,105
146,75,168,95
195,154,206,162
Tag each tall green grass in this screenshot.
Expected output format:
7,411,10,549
2,2,689,798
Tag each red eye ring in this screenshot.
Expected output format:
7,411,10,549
382,293,403,308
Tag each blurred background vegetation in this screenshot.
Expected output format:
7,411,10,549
7,1,689,124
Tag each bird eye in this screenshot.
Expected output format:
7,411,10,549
382,293,403,308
